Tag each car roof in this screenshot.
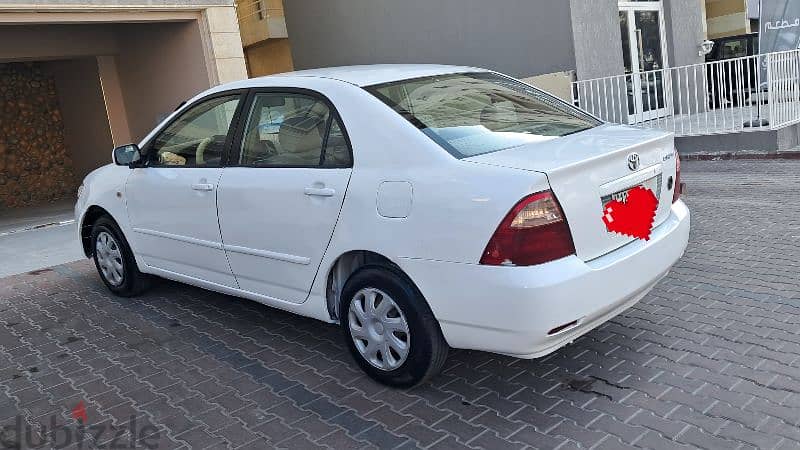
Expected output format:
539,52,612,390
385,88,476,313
238,64,490,88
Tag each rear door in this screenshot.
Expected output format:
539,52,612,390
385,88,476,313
217,90,353,303
466,124,677,261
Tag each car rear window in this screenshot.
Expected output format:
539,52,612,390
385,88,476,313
366,72,601,158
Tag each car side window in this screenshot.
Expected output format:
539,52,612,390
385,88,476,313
239,93,352,167
148,95,241,167
322,119,351,167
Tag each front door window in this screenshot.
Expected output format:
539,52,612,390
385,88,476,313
149,95,241,167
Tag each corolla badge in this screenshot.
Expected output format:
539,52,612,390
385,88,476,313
627,153,641,171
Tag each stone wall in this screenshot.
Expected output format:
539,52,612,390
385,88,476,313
0,62,77,209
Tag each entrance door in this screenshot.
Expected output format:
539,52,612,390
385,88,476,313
619,3,669,123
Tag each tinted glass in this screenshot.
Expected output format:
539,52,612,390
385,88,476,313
150,95,240,166
239,93,351,167
722,39,748,59
322,119,351,167
367,73,600,158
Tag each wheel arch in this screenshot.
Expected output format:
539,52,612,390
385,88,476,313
324,250,422,322
79,205,115,257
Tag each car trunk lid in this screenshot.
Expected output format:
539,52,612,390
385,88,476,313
465,124,677,261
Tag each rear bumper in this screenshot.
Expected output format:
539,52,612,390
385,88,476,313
398,200,690,358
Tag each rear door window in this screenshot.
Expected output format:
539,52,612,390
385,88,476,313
237,93,352,168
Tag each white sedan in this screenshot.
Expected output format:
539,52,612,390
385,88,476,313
76,65,690,387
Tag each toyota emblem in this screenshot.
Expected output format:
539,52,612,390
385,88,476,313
627,153,640,171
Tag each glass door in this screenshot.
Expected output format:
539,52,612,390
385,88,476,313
619,3,669,123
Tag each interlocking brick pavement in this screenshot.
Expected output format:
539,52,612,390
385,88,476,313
1,160,800,449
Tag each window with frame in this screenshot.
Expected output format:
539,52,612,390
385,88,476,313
148,95,241,167
238,93,351,167
721,39,748,59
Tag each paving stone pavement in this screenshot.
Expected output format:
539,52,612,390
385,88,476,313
1,159,800,449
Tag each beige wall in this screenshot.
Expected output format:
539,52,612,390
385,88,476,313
235,0,287,47
202,6,249,85
705,0,750,38
0,6,248,203
0,24,118,62
521,71,575,103
97,55,132,146
115,21,214,141
44,58,115,182
0,17,246,144
244,38,293,77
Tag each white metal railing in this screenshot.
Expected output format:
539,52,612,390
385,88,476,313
572,49,800,136
767,49,800,130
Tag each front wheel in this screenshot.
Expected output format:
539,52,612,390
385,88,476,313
91,216,150,297
340,266,448,388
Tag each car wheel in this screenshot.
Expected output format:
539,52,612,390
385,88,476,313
91,216,150,297
340,265,448,388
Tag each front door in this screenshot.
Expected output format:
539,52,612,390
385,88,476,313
619,3,669,123
126,93,244,288
217,90,353,303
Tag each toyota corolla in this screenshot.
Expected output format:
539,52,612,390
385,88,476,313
75,65,690,387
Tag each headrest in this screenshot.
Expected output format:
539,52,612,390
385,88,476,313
278,113,325,157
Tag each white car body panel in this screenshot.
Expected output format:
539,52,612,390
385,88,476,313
217,167,352,303
398,200,689,357
125,167,237,288
466,124,678,261
76,64,690,359
75,165,141,265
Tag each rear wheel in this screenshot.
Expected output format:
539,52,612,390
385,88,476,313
340,266,448,388
91,216,150,297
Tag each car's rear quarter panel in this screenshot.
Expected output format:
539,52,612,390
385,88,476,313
307,83,552,312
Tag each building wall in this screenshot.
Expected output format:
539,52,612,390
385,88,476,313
0,63,77,208
115,21,214,141
244,38,294,77
0,3,248,209
569,0,625,81
0,24,119,62
45,58,114,185
283,0,576,79
202,6,249,85
236,0,287,47
1,0,232,5
665,0,707,67
705,0,749,38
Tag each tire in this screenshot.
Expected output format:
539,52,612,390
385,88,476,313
90,216,150,297
340,265,448,388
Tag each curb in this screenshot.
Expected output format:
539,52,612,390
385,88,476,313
681,151,800,161
0,219,75,238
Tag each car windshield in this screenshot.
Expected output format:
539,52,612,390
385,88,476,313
366,72,601,158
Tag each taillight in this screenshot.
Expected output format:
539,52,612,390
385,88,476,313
673,149,682,203
480,191,576,266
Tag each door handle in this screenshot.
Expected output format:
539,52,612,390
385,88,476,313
304,187,335,197
191,183,214,191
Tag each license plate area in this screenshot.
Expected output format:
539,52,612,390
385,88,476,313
601,174,662,205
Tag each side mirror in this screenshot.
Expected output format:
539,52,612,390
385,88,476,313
112,144,141,167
